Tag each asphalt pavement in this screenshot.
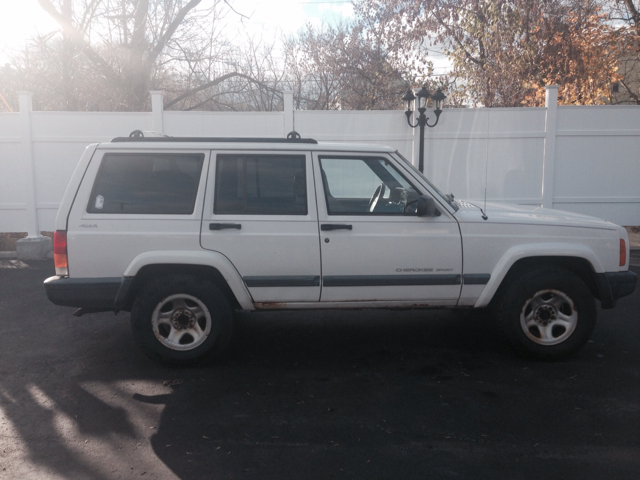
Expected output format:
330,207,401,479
0,260,639,480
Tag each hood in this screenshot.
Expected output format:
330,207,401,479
453,200,615,230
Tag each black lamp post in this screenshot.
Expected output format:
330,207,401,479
403,86,446,173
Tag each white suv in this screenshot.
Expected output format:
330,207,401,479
44,131,637,365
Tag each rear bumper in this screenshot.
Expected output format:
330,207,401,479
596,270,638,309
44,276,132,310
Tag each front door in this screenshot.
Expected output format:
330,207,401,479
314,153,462,305
201,150,321,303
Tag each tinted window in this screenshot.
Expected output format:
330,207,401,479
88,153,204,214
319,156,421,215
214,154,307,215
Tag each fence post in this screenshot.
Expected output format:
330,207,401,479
18,92,38,237
283,91,294,135
150,91,164,134
16,92,52,259
542,85,558,209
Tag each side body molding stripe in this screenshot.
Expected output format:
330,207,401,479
244,276,320,287
462,274,491,285
323,274,461,287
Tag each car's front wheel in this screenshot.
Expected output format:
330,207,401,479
495,267,596,359
130,275,233,365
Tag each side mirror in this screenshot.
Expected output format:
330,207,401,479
417,196,441,217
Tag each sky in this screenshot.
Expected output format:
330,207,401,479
0,0,355,65
1,0,59,65
231,0,355,31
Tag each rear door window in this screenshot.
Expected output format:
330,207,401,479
214,154,307,215
87,153,204,214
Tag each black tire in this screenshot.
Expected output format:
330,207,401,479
494,267,596,360
130,274,233,366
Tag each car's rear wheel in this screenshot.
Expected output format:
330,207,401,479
495,267,596,359
130,275,233,365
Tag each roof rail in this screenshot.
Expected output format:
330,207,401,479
111,129,318,144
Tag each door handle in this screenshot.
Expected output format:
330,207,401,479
321,224,352,231
209,223,241,230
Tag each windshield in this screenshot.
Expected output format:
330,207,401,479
393,151,458,211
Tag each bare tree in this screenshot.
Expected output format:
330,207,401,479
8,0,259,111
0,64,18,111
607,0,640,103
163,36,289,111
284,21,410,110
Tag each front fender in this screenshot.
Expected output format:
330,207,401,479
474,243,603,308
123,250,254,310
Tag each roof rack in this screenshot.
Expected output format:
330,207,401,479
111,129,318,144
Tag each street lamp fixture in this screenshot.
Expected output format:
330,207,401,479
403,86,446,173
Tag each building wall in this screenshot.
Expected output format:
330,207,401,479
611,54,640,105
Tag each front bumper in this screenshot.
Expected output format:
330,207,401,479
596,270,638,309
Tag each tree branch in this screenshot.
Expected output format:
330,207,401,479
148,0,203,64
224,0,251,20
619,78,640,103
37,0,114,79
622,0,639,19
164,72,282,109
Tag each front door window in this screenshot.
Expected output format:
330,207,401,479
319,157,421,215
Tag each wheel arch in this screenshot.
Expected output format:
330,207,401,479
474,244,604,308
120,251,254,311
490,256,601,307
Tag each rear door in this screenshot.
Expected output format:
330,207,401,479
313,152,462,305
200,150,321,303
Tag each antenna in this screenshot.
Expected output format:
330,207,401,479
480,110,489,221
484,148,488,217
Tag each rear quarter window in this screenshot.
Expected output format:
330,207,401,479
87,153,204,214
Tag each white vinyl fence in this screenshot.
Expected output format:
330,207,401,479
1,87,639,236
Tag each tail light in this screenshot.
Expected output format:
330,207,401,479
53,230,69,276
620,238,627,267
